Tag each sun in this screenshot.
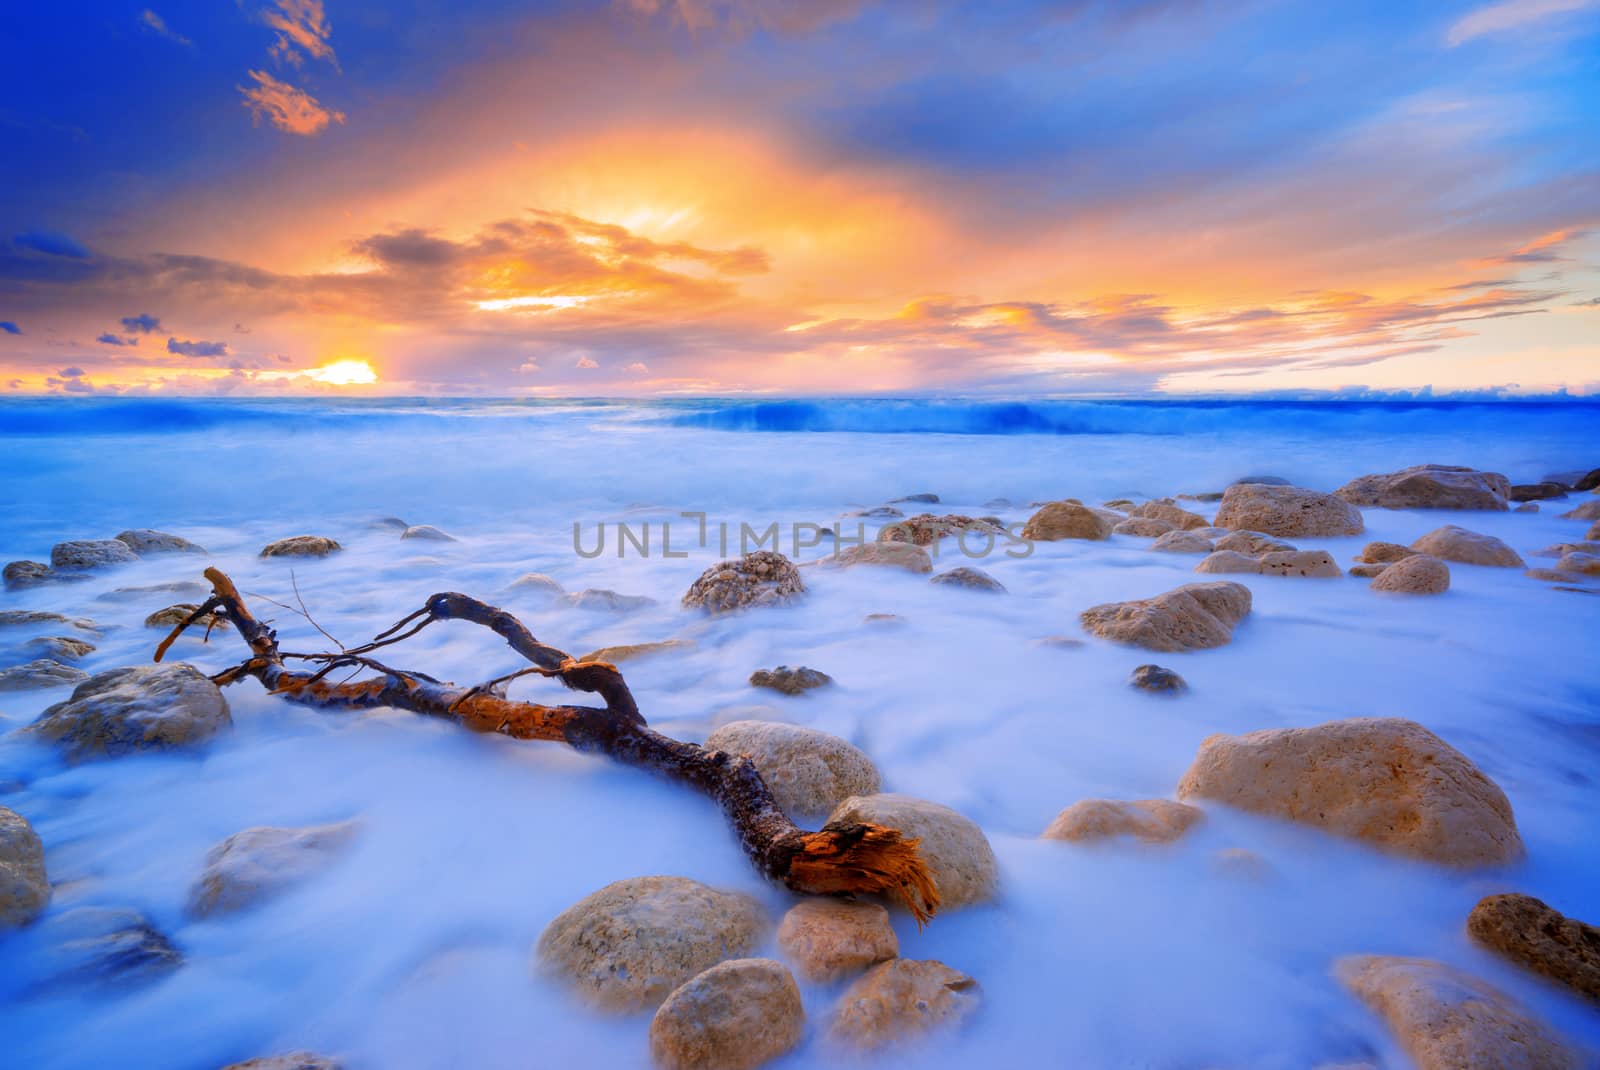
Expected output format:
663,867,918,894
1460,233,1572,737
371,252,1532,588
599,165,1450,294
304,359,378,385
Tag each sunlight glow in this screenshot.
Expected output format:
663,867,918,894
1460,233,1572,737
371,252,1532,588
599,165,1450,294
303,359,378,385
475,295,592,312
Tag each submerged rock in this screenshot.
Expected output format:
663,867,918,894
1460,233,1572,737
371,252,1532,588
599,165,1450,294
0,610,97,631
2,560,79,590
1021,500,1114,541
1129,664,1187,693
1150,530,1213,554
1467,893,1600,1004
1371,554,1450,594
221,1053,343,1070
0,658,88,691
1042,798,1203,844
827,959,981,1052
649,958,804,1070
536,876,767,1013
1347,563,1389,579
51,539,139,570
1080,581,1252,652
928,566,1006,592
1112,517,1175,537
1126,499,1210,531
1214,530,1295,556
889,492,939,504
25,636,95,661
879,514,1002,547
563,588,658,612
705,721,878,818
97,580,210,603
259,535,342,558
507,572,565,597
824,541,933,572
1508,482,1567,502
188,821,360,917
1257,550,1340,578
28,664,231,763
1561,500,1600,521
777,899,897,983
144,603,231,631
1214,483,1364,537
1335,465,1511,511
1176,717,1522,866
1,805,49,928
114,529,205,554
749,666,833,696
35,906,183,988
400,524,457,542
827,794,998,910
1410,525,1524,567
1557,551,1600,575
1335,955,1581,1070
682,551,804,614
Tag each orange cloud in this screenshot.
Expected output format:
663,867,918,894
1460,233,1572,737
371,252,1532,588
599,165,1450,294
239,70,345,135
263,0,338,68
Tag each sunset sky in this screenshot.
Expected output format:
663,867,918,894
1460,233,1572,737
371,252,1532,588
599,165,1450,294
1,0,1596,397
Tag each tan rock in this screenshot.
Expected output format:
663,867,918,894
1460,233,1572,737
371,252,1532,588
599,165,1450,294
1347,563,1389,579
828,959,980,1052
1335,465,1511,511
748,666,832,696
1150,530,1213,554
929,565,1006,592
1127,499,1210,531
144,603,231,632
1177,717,1522,866
563,588,657,612
1556,551,1600,575
827,794,998,910
28,664,232,763
187,821,359,917
1020,501,1114,541
1590,519,1600,540
1467,893,1600,1004
1042,799,1202,844
879,514,1002,547
0,658,88,692
1214,484,1364,537
1561,500,1600,521
1335,955,1580,1070
579,639,696,664
1214,530,1295,555
1371,555,1450,594
682,551,805,614
1513,502,1539,513
1411,525,1524,567
1112,517,1175,537
1,805,49,928
1080,581,1251,651
536,876,767,1013
705,721,879,818
1355,541,1415,564
823,541,933,573
1195,550,1262,575
507,572,565,597
777,898,897,983
220,1054,342,1070
114,529,205,554
1258,550,1340,578
649,958,803,1070
259,535,342,558
1524,567,1585,584
400,523,456,541
1530,540,1600,558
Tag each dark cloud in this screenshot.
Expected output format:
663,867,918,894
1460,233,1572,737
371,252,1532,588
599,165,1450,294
58,366,85,377
121,313,162,333
0,321,19,334
14,231,91,259
167,337,230,357
97,332,136,345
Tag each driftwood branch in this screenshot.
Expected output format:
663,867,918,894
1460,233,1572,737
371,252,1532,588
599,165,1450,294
155,567,939,923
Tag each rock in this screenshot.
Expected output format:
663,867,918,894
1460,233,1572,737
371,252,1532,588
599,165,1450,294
1128,664,1187,692
983,497,1013,509
0,659,89,691
1557,551,1600,575
845,506,904,519
1335,955,1581,1070
144,603,231,631
1356,541,1416,564
28,664,232,763
563,588,658,612
1513,502,1539,513
1371,555,1450,594
51,539,139,570
0,610,97,631
879,514,1002,547
863,613,905,627
1033,635,1086,649
97,580,210,602
1563,500,1600,521
1113,517,1175,537
1410,525,1524,567
369,516,410,530
1524,567,1585,584
1212,847,1272,880
1532,540,1600,559
1214,484,1365,537
221,1054,342,1070
1257,550,1340,578
1467,893,1600,1004
1150,530,1214,554
776,899,897,983
748,666,832,696
187,821,359,917
826,794,998,910
1576,467,1600,492
114,529,205,554
682,551,805,614
1194,550,1262,575
1126,499,1210,531
1347,563,1389,579
705,721,879,818
259,535,342,558
1,805,49,928
35,906,182,988
1103,498,1136,510
1080,581,1252,652
889,493,939,504
1178,491,1224,503
648,958,804,1070
578,639,695,664
827,959,980,1052
3,561,66,590
1042,798,1202,843
1214,530,1295,556
824,541,933,573
1176,717,1522,866
1231,475,1291,486
536,876,767,1013
25,636,96,661
400,524,456,542
1336,464,1511,511
928,566,1005,592
1508,483,1567,502
1020,501,1114,541
507,572,565,597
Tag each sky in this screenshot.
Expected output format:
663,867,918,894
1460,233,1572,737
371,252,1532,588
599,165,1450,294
0,0,1596,398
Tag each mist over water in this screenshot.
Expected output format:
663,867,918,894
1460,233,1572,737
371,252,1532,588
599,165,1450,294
1,396,1598,1069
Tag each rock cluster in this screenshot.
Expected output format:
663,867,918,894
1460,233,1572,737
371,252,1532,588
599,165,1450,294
114,529,205,554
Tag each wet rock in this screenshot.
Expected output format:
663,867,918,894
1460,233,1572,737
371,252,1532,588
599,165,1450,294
1,805,49,928
1410,525,1524,567
1466,893,1600,1004
827,959,980,1052
1231,475,1290,486
705,721,878,818
845,506,904,519
400,524,457,542
1335,464,1511,511
1214,530,1295,556
114,529,205,554
28,664,231,763
929,566,1006,592
578,639,695,664
369,516,410,531
221,1053,343,1070
0,659,88,691
1080,581,1252,652
1177,717,1522,866
1563,500,1600,521
1347,563,1389,579
827,794,998,910
749,666,833,696
1257,550,1340,578
563,588,658,612
1513,502,1539,513
97,580,210,603
507,572,565,597
776,899,897,983
1103,498,1137,510
1020,501,1115,541
259,535,342,558
0,610,97,631
1150,530,1214,554
1178,491,1224,503
649,958,804,1070
35,906,182,988
824,542,932,573
1508,482,1567,502
1557,551,1600,575
889,493,939,504
536,876,767,1013
51,539,139,570
1214,484,1365,538
1371,555,1450,594
682,551,805,614
1356,541,1416,564
144,603,231,631
1576,467,1600,492
1128,664,1187,692
1194,550,1262,575
880,514,1002,547
1043,798,1202,843
3,560,76,590
1113,517,1175,537
1126,499,1210,531
187,821,359,917
1335,955,1581,1070
25,636,95,661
